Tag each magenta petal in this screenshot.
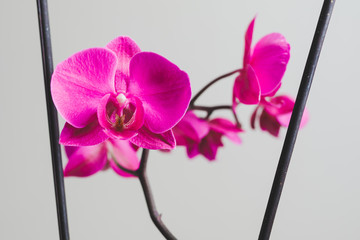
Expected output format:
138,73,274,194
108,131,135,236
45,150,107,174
263,95,296,118
267,95,295,115
277,107,309,128
128,52,191,133
264,82,281,97
60,121,109,146
250,33,290,95
173,111,210,143
208,118,242,144
234,66,260,105
259,110,281,137
243,17,255,66
130,127,175,150
64,144,107,177
199,132,223,161
106,36,141,92
108,139,140,178
186,140,200,158
51,48,117,128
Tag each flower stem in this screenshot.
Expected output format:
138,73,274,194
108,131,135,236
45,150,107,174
137,149,177,240
190,104,241,127
112,149,177,239
189,69,241,107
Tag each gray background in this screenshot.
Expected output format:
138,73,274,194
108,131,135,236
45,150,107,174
1,0,359,239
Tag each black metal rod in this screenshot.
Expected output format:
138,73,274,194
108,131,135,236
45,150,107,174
36,0,70,239
258,1,335,239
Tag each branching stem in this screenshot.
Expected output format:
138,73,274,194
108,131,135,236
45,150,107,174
112,149,177,239
189,69,241,107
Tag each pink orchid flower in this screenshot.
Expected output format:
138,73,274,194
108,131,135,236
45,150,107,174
233,17,290,105
251,95,309,137
64,139,139,178
173,111,242,161
51,36,191,150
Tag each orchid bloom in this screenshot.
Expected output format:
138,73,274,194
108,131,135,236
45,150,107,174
233,17,290,105
172,111,242,161
51,36,191,150
251,95,308,137
64,139,139,178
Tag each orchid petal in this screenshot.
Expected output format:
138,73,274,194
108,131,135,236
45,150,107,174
208,118,242,144
243,17,255,66
173,111,210,144
108,140,140,178
234,65,260,105
64,144,107,177
128,52,191,133
185,140,200,158
60,121,109,146
51,48,117,128
199,132,223,161
106,36,141,92
130,127,175,150
277,107,309,128
259,110,281,137
250,33,290,95
264,82,282,97
268,95,295,115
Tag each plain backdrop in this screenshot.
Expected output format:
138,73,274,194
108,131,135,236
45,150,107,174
1,0,359,239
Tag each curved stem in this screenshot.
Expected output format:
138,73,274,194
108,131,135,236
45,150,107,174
231,108,242,128
190,104,232,112
137,149,177,240
189,69,241,107
111,149,177,239
190,104,241,127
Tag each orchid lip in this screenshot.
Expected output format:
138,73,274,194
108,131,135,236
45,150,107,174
97,94,145,140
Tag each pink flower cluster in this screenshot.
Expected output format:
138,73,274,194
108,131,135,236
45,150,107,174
231,17,307,136
173,111,242,161
51,17,308,177
172,17,307,160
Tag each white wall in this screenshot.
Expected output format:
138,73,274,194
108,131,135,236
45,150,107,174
1,0,359,239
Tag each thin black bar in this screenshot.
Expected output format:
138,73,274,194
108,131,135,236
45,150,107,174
36,0,70,239
258,1,335,239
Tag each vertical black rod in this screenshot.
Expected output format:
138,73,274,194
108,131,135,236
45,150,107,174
36,0,70,239
258,1,335,239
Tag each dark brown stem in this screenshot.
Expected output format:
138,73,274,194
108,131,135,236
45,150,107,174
190,104,241,127
189,69,241,107
137,149,177,240
111,149,177,239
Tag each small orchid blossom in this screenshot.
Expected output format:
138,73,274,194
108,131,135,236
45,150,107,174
173,111,242,161
233,17,290,105
51,36,191,150
64,139,139,178
251,95,309,137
